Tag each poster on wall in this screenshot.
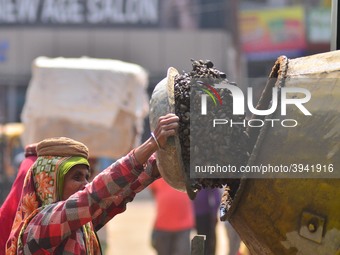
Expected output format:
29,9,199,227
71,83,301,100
0,0,227,29
239,6,307,57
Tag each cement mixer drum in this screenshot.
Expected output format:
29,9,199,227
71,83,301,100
225,51,340,255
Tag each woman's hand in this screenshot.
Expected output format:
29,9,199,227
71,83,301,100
133,113,179,167
151,113,179,149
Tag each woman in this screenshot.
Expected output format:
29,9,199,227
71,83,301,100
149,178,194,255
6,113,179,255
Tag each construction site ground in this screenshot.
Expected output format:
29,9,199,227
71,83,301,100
96,189,244,255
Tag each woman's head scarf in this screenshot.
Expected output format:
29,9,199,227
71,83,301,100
6,137,99,255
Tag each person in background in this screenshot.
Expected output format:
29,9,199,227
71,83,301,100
193,188,220,255
6,113,179,254
0,143,38,255
149,178,194,255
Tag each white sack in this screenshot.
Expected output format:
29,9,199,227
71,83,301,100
21,57,149,158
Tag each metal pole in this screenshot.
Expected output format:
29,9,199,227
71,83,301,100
331,0,339,50
191,235,206,255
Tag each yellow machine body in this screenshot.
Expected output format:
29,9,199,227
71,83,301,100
227,51,340,255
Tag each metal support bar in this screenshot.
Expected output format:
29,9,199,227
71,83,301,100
331,0,339,50
191,235,206,255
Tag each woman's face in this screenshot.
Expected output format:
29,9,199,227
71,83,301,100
62,164,90,200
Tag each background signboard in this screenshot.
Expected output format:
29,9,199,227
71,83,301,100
0,0,228,29
0,0,159,27
0,40,9,62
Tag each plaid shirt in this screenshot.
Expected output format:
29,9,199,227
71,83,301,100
20,151,157,254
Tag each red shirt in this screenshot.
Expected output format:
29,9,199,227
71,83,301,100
149,178,194,231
